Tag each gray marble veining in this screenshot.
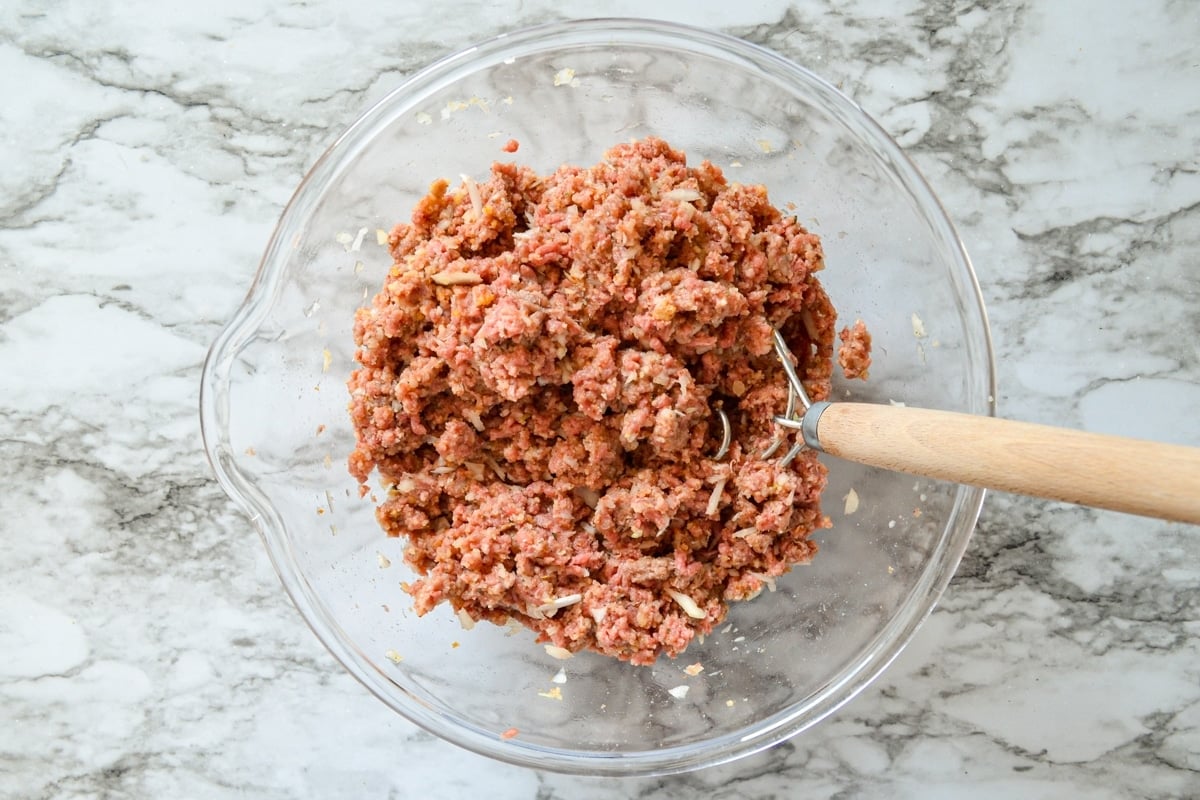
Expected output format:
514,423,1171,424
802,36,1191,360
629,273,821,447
2,1,1198,797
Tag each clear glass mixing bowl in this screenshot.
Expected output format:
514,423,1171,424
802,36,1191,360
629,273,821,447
200,18,994,776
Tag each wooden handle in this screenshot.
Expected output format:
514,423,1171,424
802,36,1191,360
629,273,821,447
814,403,1200,525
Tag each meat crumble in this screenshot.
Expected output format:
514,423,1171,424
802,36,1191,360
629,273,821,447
348,137,843,665
838,319,872,380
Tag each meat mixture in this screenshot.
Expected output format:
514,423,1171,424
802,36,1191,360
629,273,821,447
348,137,843,665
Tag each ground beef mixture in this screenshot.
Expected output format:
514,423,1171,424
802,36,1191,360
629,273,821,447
838,320,872,380
348,137,842,665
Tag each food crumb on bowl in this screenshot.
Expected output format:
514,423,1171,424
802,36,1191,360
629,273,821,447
244,446,256,457
376,228,388,246
668,685,690,699
683,662,704,677
552,67,578,87
385,649,403,664
551,668,567,684
843,488,860,515
538,686,564,701
502,138,519,153
911,312,926,338
377,552,392,569
500,727,519,740
837,320,871,379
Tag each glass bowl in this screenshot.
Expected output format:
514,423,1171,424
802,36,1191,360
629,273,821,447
200,18,994,776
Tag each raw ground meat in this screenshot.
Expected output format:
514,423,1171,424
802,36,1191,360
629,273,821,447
348,137,842,665
838,319,872,379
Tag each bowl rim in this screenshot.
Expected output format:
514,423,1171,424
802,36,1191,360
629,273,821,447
200,15,996,777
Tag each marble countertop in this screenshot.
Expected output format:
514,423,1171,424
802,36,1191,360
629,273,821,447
3,1,1198,797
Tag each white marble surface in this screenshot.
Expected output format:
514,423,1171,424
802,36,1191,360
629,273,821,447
2,1,1198,797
